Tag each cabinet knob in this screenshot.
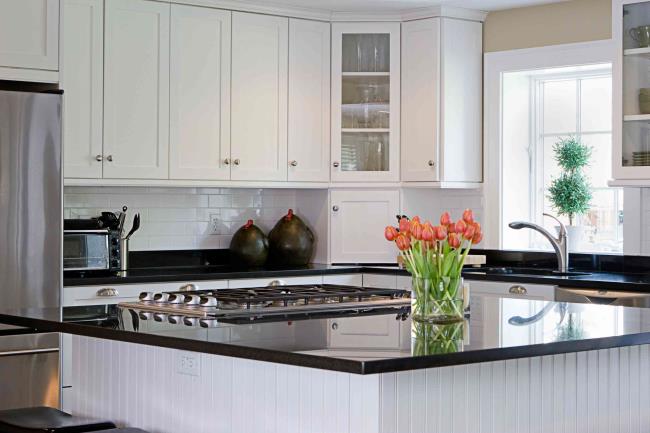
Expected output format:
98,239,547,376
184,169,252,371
509,285,527,295
332,205,339,212
233,159,240,166
333,161,340,168
106,155,113,162
96,287,119,297
95,155,103,162
290,160,298,167
428,160,435,167
223,158,230,165
331,322,338,330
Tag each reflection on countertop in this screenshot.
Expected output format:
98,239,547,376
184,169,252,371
2,294,650,374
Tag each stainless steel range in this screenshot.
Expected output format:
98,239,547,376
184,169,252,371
119,284,411,326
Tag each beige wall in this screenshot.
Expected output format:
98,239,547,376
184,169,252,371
484,0,612,52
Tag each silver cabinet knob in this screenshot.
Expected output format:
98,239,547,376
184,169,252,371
509,285,527,295
96,288,119,297
95,155,103,162
331,322,338,330
333,161,340,168
428,160,435,167
233,159,240,166
106,155,113,162
223,158,230,165
332,205,339,212
290,160,298,167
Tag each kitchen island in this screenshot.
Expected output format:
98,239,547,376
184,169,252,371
3,295,650,433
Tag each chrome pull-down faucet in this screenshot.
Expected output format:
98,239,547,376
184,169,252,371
509,213,569,273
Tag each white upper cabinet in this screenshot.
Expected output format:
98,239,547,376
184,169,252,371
613,0,650,183
401,17,483,185
231,12,288,181
288,18,331,182
61,0,103,179
330,189,400,263
401,18,440,182
169,5,231,181
103,0,170,179
331,22,401,183
0,0,59,71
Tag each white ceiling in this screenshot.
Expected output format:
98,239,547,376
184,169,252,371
253,0,568,13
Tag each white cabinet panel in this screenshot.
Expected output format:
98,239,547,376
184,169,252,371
362,273,397,289
231,12,288,181
103,0,170,179
288,18,330,182
170,5,231,180
61,0,103,179
401,18,440,182
330,189,400,263
0,0,59,70
440,18,482,183
329,315,400,349
323,273,362,286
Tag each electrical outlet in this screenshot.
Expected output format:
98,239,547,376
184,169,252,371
209,214,221,235
177,351,200,376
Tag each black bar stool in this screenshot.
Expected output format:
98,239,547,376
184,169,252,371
0,407,116,433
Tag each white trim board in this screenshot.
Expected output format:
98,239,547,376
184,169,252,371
483,39,620,250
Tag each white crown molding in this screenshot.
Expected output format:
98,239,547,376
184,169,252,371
169,0,487,22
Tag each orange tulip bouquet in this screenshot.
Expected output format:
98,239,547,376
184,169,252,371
385,209,483,323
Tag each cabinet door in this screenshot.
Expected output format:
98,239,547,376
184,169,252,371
328,315,400,349
231,12,288,181
330,189,400,263
288,18,330,182
61,0,103,179
440,18,482,183
170,5,231,181
401,18,440,182
103,0,170,179
0,0,59,70
331,22,400,182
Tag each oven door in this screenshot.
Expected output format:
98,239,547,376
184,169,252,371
63,230,110,271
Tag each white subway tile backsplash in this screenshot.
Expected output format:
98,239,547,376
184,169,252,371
64,186,298,251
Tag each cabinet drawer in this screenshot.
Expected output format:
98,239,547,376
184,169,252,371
467,280,556,301
63,279,229,306
227,275,322,289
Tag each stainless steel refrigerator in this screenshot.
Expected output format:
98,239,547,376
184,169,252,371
0,85,62,409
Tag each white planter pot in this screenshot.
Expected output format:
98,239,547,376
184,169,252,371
556,225,584,252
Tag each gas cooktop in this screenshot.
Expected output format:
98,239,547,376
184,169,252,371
118,284,412,325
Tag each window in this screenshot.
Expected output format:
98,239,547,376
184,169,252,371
501,64,622,253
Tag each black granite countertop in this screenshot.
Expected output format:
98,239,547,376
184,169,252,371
64,263,650,293
4,295,650,374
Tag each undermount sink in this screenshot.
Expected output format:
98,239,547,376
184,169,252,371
464,267,591,277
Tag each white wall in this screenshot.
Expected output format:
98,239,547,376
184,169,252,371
64,186,298,251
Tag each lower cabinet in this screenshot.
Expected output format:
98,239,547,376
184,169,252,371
330,189,400,263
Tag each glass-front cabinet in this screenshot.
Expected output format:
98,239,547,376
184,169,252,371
615,0,650,180
331,23,400,182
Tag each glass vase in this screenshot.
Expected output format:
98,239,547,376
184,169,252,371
411,321,466,356
411,276,465,324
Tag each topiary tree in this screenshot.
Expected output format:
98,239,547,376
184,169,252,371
547,137,592,226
